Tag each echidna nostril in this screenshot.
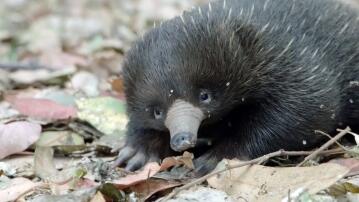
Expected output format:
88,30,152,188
170,132,196,152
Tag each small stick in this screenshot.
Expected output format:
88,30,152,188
160,150,323,201
161,136,351,201
0,62,47,71
297,127,351,167
315,130,347,150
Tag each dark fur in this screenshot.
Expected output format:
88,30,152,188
116,0,359,174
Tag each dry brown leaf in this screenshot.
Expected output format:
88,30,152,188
207,160,349,202
109,77,124,94
178,151,194,169
110,152,193,193
111,162,161,189
0,177,44,201
131,178,182,200
160,151,194,171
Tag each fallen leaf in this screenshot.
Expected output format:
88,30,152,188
2,154,99,182
76,97,127,136
4,89,42,100
71,71,100,97
0,177,43,202
90,191,106,202
9,67,75,85
328,182,359,196
36,131,84,147
165,186,233,202
91,49,124,74
39,51,88,70
131,178,182,200
282,188,315,202
109,77,124,94
149,152,196,182
9,97,77,120
1,155,35,178
99,183,126,201
30,187,97,202
111,153,194,191
0,162,16,176
52,145,113,156
0,121,41,159
207,160,350,202
34,146,78,184
111,162,161,189
330,158,359,176
78,35,105,55
77,96,125,114
35,89,76,107
0,101,19,120
76,178,99,190
34,146,61,181
160,151,194,171
95,134,125,152
78,36,124,55
344,193,359,201
20,16,61,53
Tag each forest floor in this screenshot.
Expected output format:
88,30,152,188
1,0,359,201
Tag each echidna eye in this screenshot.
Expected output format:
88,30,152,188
199,90,212,104
153,108,163,119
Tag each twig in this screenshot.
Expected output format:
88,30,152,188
0,62,47,71
161,140,350,201
315,130,347,150
160,150,322,201
297,127,351,167
161,128,351,201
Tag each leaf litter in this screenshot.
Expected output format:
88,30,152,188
0,0,359,201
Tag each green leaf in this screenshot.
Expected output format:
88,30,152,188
76,97,128,136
